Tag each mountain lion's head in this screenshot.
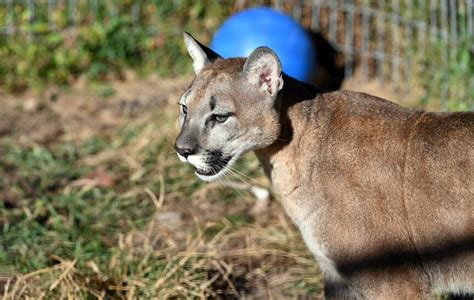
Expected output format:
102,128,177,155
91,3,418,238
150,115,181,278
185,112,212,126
174,32,284,181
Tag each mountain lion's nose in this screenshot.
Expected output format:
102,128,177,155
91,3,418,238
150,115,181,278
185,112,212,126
174,143,195,158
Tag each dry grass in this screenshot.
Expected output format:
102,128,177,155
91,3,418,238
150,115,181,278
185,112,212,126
3,220,322,298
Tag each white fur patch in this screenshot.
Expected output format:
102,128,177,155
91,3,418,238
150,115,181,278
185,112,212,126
187,155,207,168
249,186,270,201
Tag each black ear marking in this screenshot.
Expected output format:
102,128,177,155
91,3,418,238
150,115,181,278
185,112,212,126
183,32,222,74
192,37,221,63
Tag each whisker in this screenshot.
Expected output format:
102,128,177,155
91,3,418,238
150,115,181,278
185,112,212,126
213,166,226,188
229,167,258,183
210,158,257,185
222,172,247,199
170,82,188,93
212,165,231,191
227,169,252,188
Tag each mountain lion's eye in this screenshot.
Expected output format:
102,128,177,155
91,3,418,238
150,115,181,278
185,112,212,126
213,114,229,123
180,105,188,115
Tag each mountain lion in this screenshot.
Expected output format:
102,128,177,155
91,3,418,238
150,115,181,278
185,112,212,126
174,32,473,299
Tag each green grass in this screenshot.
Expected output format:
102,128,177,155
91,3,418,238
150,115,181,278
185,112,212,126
0,140,153,272
0,1,231,92
418,41,474,111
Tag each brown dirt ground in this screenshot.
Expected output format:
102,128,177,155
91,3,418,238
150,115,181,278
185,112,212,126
0,75,192,145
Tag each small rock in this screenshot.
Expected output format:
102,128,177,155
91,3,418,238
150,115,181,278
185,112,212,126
22,97,40,112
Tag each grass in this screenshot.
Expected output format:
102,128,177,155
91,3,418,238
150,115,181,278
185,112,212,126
0,83,322,298
0,1,231,92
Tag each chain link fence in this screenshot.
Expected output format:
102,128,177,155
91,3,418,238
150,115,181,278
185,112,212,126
273,0,473,109
1,0,473,108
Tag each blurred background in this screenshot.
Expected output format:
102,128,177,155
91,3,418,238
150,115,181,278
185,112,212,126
0,0,472,298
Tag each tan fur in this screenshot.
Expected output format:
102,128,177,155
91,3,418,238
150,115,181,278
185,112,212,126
176,35,474,299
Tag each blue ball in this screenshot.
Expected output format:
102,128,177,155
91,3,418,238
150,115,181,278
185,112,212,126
211,7,317,83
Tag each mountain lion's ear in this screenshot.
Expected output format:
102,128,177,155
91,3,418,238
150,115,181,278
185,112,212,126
183,32,221,74
243,47,284,97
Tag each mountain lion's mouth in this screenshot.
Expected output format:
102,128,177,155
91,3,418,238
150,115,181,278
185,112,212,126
194,167,217,176
194,156,232,177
